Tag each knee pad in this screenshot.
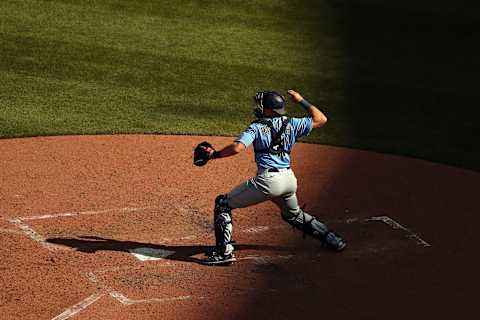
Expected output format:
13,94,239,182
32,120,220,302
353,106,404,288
280,208,297,220
281,207,303,224
215,194,231,215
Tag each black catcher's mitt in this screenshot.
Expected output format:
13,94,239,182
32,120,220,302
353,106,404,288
194,141,215,166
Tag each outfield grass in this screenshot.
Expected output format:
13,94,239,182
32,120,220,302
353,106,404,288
0,0,479,170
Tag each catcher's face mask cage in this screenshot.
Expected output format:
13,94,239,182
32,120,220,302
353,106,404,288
253,91,286,118
253,92,264,118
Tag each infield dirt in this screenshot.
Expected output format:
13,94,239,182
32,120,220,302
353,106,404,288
0,135,478,319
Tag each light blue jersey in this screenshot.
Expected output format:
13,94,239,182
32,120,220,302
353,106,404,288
236,116,313,170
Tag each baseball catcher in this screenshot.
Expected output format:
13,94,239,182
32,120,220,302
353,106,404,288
194,89,346,265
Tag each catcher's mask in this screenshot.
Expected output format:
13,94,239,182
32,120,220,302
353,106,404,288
253,91,286,118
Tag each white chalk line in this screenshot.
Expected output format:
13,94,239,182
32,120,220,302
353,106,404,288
51,292,104,320
240,216,431,248
154,234,198,243
84,254,300,306
242,225,284,233
85,254,325,305
8,218,61,250
127,225,291,261
8,207,427,312
7,205,431,258
6,204,286,253
85,270,198,305
148,225,285,245
17,206,158,221
107,290,131,304
237,254,294,264
76,215,429,307
4,205,311,252
81,213,430,305
108,290,195,305
6,206,178,251
366,216,431,247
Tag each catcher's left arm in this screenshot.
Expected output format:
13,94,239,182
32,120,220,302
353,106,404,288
193,142,245,166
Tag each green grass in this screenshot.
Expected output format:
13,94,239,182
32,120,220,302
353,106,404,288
1,0,479,170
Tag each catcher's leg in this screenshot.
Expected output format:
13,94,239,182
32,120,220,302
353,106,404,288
215,179,269,252
226,178,272,209
272,193,347,252
214,194,234,255
203,194,236,265
203,179,271,265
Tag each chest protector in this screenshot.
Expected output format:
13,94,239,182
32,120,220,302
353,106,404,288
252,117,290,155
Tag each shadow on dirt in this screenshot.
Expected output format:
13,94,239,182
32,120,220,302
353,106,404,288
46,236,293,264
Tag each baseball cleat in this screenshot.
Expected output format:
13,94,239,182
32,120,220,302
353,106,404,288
323,232,347,252
201,251,236,266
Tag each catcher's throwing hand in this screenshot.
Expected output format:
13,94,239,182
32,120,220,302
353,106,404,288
193,141,216,166
287,89,304,103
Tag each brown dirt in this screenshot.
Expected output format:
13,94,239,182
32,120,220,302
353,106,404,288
0,134,478,320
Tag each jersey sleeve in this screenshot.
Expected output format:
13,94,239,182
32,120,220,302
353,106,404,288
235,124,257,147
291,117,313,138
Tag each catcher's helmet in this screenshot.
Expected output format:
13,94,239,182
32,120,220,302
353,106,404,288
254,91,286,117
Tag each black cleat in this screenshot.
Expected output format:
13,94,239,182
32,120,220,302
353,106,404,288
323,232,347,252
201,251,237,265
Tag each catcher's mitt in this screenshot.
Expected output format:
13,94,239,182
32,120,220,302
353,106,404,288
194,141,215,166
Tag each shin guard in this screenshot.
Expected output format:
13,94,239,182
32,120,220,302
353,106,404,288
214,195,234,255
283,209,346,251
283,209,329,240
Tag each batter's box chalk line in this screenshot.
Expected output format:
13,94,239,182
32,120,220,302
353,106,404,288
85,269,200,307
51,213,431,319
237,254,294,264
7,218,61,250
44,212,430,319
65,257,310,319
7,205,431,255
5,205,192,251
83,256,306,309
51,292,104,320
365,216,431,247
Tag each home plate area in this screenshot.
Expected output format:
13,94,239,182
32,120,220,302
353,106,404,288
10,204,430,313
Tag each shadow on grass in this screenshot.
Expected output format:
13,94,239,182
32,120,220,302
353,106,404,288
308,0,480,171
